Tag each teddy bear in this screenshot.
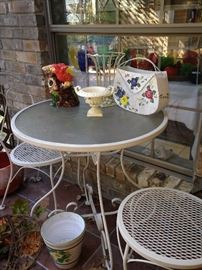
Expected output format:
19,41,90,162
42,63,79,107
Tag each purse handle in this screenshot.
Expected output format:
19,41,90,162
119,57,160,71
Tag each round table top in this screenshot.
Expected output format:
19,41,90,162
11,99,168,152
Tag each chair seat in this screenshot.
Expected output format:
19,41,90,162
10,142,62,167
117,187,202,269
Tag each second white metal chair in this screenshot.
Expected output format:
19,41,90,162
116,187,202,270
0,88,63,216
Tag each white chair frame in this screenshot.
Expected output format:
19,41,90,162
116,187,202,270
87,52,125,87
0,89,64,216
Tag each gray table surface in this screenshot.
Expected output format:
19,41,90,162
11,99,168,152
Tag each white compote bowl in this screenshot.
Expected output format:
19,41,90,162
74,86,114,117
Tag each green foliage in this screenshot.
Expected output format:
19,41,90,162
0,199,44,269
180,63,193,77
0,244,9,257
160,56,175,70
34,205,44,218
10,199,44,217
11,199,29,216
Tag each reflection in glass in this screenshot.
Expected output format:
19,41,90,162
56,34,202,87
50,0,117,24
164,0,202,23
55,33,202,172
55,34,119,86
50,0,202,25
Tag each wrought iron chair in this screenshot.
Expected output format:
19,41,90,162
87,52,125,86
0,88,63,216
116,187,202,270
0,86,15,150
87,52,125,107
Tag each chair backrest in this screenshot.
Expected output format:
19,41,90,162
87,52,125,87
0,86,15,150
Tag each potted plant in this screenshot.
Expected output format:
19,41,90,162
0,199,44,270
0,151,24,197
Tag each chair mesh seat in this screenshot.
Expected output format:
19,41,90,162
10,143,61,167
118,188,202,267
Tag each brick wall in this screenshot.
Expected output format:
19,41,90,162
64,155,193,200
0,0,49,110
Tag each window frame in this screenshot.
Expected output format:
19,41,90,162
45,0,202,182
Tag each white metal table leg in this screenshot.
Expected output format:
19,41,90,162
95,152,113,270
49,164,57,211
120,149,140,188
83,155,90,205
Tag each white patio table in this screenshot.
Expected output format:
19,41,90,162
11,98,168,270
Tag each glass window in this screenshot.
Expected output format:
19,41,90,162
50,0,202,25
55,33,202,85
47,0,202,179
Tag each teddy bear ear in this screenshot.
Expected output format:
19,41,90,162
42,64,54,75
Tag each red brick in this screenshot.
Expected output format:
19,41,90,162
0,28,13,38
22,28,39,39
26,64,42,75
5,61,26,73
27,85,45,98
8,1,34,14
2,39,22,50
0,2,7,14
16,51,38,64
106,157,120,178
18,14,37,26
25,74,43,86
3,14,18,26
115,164,126,182
100,155,112,174
0,50,16,60
23,40,40,51
23,40,47,52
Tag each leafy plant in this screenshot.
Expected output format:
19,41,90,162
10,199,29,215
0,199,44,270
160,56,175,71
180,63,193,77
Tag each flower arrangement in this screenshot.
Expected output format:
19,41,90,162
42,63,79,108
51,63,74,85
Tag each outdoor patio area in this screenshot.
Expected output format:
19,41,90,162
0,1,202,270
0,170,202,270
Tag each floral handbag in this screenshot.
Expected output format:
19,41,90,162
113,57,169,115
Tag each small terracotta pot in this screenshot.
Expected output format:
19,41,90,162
0,152,24,197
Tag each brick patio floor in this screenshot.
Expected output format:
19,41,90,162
0,171,202,270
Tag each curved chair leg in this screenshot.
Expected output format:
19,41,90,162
0,140,14,210
123,244,130,270
0,166,25,210
0,171,13,210
118,225,173,270
30,153,65,216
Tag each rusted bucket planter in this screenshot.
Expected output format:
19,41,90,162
0,151,23,197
